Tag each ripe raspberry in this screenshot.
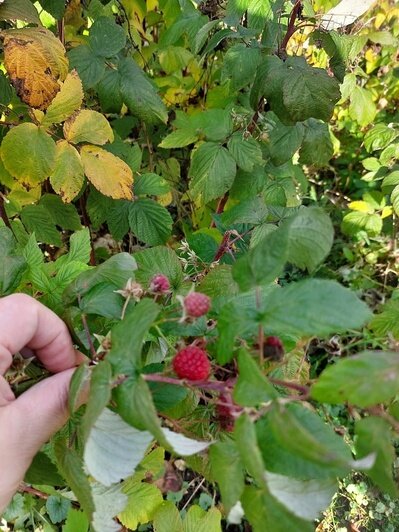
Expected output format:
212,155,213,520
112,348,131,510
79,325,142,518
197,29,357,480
184,292,210,318
172,346,211,381
149,274,170,293
263,336,284,361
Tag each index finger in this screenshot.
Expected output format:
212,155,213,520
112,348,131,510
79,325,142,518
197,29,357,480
0,294,82,374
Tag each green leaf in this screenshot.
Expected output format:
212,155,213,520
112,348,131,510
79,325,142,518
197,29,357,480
183,506,222,532
234,349,277,405
265,116,304,166
68,363,91,414
257,402,352,478
283,207,334,272
0,227,27,295
119,482,163,530
40,0,66,19
197,265,239,303
64,228,91,265
232,225,288,291
80,283,124,319
262,279,371,336
189,142,237,203
134,246,183,290
107,298,160,373
341,211,382,237
282,57,341,122
191,109,233,142
46,496,71,524
25,451,64,486
370,295,399,339
1,123,56,186
134,173,171,196
20,204,61,246
82,360,113,442
227,133,263,172
221,43,261,91
153,501,184,532
42,70,84,127
349,86,377,126
241,485,313,532
364,124,399,152
0,0,41,24
221,197,268,225
0,70,13,105
159,129,199,149
84,408,154,486
355,417,397,497
119,57,168,124
299,119,333,166
234,414,267,488
264,471,337,521
39,194,82,231
89,16,126,57
62,508,89,532
128,199,173,246
209,440,245,512
97,68,123,113
68,45,106,89
311,351,399,407
54,440,95,520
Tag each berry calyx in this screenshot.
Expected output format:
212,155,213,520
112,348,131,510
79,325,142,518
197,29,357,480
183,292,211,318
149,274,170,293
172,346,211,381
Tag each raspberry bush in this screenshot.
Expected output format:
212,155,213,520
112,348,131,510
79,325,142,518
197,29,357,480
1,0,399,531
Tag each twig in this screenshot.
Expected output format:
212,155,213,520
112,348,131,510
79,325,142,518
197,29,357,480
269,377,310,397
278,0,303,57
79,194,96,266
210,192,229,227
18,483,49,500
0,193,12,229
142,373,229,392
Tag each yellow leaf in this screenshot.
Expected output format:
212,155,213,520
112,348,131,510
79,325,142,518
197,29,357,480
7,182,41,208
64,109,114,145
42,70,84,128
157,191,173,206
2,27,68,110
381,206,393,219
118,483,163,530
50,140,85,203
80,144,133,200
348,200,374,213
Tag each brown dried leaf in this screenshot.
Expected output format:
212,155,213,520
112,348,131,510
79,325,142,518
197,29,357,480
2,27,68,110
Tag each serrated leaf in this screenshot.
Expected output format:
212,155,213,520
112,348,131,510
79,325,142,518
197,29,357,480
3,27,68,109
264,471,337,521
209,440,245,512
311,351,399,407
39,194,82,230
189,142,236,203
370,295,399,339
355,417,397,497
0,0,41,24
134,173,171,196
153,501,184,532
0,70,13,106
1,123,56,186
64,110,114,145
262,279,371,336
349,86,377,126
227,133,263,172
0,227,27,295
134,246,183,290
183,506,222,532
80,144,133,200
364,124,399,152
128,199,172,245
341,210,382,237
82,361,113,442
221,43,261,91
119,57,168,124
162,428,211,455
49,140,85,202
84,408,154,486
298,119,333,166
68,45,106,89
42,71,84,127
159,129,198,149
40,0,66,20
20,204,61,246
283,207,334,272
62,508,89,532
91,482,128,532
46,496,71,524
233,225,288,291
89,16,126,57
234,349,277,405
119,482,163,530
25,451,64,486
97,68,123,113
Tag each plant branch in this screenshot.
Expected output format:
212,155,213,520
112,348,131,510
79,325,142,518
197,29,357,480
268,377,310,397
278,0,303,58
0,193,12,229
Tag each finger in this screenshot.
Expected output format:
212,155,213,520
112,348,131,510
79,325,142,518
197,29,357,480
0,294,81,374
0,376,14,406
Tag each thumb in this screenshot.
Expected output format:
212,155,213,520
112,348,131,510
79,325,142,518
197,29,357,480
0,369,75,494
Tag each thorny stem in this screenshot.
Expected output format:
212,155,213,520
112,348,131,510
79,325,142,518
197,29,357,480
210,193,229,228
269,377,310,397
18,483,49,500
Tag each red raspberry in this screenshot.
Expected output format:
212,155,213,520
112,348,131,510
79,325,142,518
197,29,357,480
263,336,284,361
184,292,210,318
149,274,170,293
172,346,211,381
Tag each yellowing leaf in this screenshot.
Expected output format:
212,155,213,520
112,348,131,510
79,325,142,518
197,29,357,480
1,123,56,186
42,70,84,127
3,27,68,110
50,140,85,202
118,483,163,530
157,191,173,206
348,200,374,213
80,144,133,200
64,109,114,145
0,0,41,25
381,206,393,219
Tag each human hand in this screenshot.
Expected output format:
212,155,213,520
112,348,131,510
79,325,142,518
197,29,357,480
0,294,84,513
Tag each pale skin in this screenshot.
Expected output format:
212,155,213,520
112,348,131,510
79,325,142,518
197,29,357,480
0,294,85,513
